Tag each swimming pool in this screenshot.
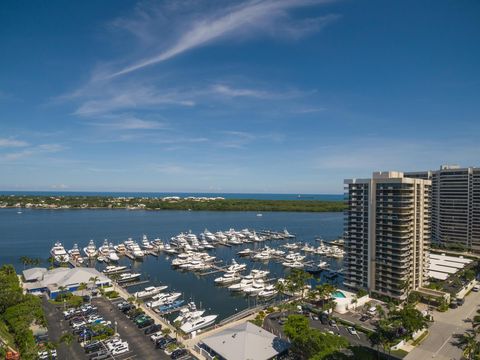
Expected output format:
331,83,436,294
332,291,346,298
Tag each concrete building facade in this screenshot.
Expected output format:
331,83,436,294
405,165,480,252
344,171,431,300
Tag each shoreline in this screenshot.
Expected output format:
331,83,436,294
0,196,346,213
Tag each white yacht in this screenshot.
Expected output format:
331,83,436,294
141,235,154,250
151,238,164,250
180,314,218,333
227,259,247,272
282,261,304,269
134,285,168,299
50,242,69,263
214,271,241,285
173,302,205,324
163,243,177,254
243,280,266,295
99,239,110,257
146,292,182,308
129,242,145,259
318,261,329,268
237,248,253,257
108,243,119,262
117,272,141,283
114,243,126,254
68,243,84,264
228,276,254,292
258,284,278,298
103,265,127,274
251,269,269,278
83,240,98,259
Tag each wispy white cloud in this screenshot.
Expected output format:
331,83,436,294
0,143,65,161
88,116,166,130
73,84,195,116
0,138,29,147
109,0,338,77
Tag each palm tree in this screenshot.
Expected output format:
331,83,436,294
89,276,99,290
19,256,31,269
455,331,479,359
78,282,88,297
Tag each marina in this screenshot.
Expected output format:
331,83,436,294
3,208,344,322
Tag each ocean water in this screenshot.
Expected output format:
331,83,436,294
0,191,343,201
0,208,344,320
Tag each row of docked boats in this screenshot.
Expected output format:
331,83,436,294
132,284,218,333
282,240,345,258
50,234,165,265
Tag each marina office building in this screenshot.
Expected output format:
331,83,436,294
343,171,431,300
405,165,480,252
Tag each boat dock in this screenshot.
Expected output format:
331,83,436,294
120,279,150,288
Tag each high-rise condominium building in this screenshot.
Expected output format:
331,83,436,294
405,165,480,252
344,171,431,300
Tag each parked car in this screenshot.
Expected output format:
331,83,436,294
473,285,480,292
329,319,337,327
359,315,370,322
171,349,188,359
138,318,154,329
347,327,357,336
144,324,162,335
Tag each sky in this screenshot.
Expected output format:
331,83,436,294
1,0,479,194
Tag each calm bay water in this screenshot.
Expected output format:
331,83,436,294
0,209,344,320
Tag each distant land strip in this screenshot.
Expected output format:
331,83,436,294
0,195,346,212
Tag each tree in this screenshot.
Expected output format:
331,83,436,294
89,276,99,290
283,315,348,359
454,331,480,360
78,282,88,297
60,333,74,347
19,256,32,270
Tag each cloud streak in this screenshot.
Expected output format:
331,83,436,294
109,0,337,77
0,138,29,147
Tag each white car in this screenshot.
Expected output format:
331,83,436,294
150,331,164,342
347,326,357,335
473,285,480,292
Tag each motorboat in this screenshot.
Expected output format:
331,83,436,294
301,244,316,253
258,285,278,298
130,243,145,259
68,243,84,264
114,243,126,254
141,235,154,250
50,242,70,263
163,243,177,254
243,280,266,295
228,277,254,292
146,292,182,308
283,243,299,250
214,272,241,285
250,269,269,278
173,302,205,324
226,259,247,272
134,285,168,299
83,240,98,259
200,239,215,249
103,265,127,274
99,239,110,257
180,314,218,333
283,229,295,238
237,248,253,257
158,299,185,313
282,261,304,269
117,272,141,283
151,238,164,249
108,243,119,262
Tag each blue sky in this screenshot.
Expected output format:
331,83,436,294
1,0,479,194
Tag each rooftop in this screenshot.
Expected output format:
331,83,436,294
201,322,289,360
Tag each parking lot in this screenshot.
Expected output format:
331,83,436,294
264,311,371,349
93,297,171,359
43,294,188,359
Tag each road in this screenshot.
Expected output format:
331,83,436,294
405,290,480,360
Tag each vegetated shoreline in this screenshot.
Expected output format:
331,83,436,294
0,195,346,213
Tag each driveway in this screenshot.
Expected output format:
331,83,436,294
405,290,480,360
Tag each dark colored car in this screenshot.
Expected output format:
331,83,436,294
156,337,175,349
320,315,329,325
138,319,154,329
359,315,370,322
171,349,188,359
144,324,162,335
